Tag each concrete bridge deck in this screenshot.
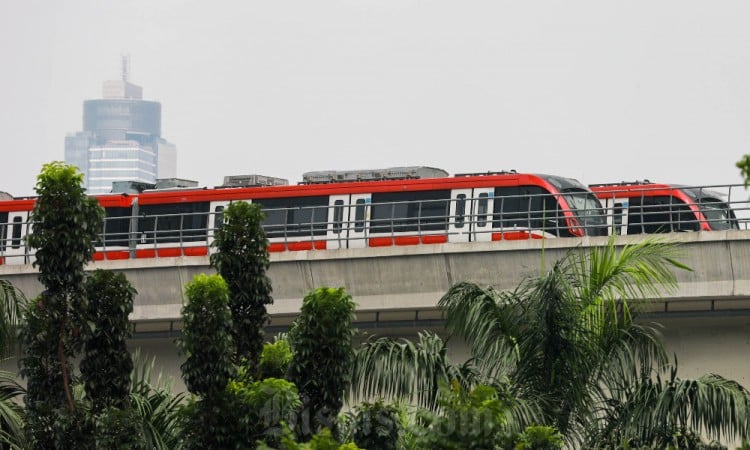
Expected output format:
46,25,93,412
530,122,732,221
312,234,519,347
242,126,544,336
2,231,750,333
3,231,750,392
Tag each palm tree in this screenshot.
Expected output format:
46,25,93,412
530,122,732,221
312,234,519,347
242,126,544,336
350,331,477,411
438,237,750,446
129,351,187,450
0,280,26,449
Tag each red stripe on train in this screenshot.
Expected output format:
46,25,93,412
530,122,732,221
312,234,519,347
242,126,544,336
133,247,209,258
368,235,448,247
491,231,543,241
269,241,327,252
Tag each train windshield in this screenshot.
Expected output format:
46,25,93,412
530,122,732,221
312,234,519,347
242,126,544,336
562,189,607,234
699,199,738,230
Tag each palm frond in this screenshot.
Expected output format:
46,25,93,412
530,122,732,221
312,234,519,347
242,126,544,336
565,236,688,307
0,280,25,358
438,282,521,380
350,331,471,410
129,349,187,449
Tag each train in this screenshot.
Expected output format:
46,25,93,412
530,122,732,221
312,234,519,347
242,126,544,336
0,167,609,264
589,181,739,235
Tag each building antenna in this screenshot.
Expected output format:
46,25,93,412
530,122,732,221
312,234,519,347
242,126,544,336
121,54,130,82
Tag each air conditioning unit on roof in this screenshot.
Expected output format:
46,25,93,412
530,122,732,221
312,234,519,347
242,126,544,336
221,174,289,187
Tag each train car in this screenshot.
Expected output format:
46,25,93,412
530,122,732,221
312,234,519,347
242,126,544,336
130,168,607,257
589,181,739,235
0,167,608,264
0,192,135,265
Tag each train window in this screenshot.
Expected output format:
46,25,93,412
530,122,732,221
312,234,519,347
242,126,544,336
255,196,329,238
562,189,607,236
455,194,467,229
354,199,366,232
102,207,132,247
139,202,210,244
12,217,22,249
370,190,450,234
333,200,344,234
493,186,561,235
627,196,697,234
214,206,225,232
699,199,738,230
477,193,489,227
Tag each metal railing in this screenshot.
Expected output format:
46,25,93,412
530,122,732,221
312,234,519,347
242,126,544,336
2,183,749,264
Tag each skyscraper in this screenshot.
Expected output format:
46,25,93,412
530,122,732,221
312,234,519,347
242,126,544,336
65,57,177,194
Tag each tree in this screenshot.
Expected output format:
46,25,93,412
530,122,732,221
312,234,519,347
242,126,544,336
0,280,27,447
81,270,136,413
287,287,356,439
178,273,236,449
0,280,23,358
347,399,402,450
128,351,187,450
350,331,478,410
438,237,750,446
350,237,750,446
210,201,273,368
19,162,104,447
737,155,750,186
23,161,103,412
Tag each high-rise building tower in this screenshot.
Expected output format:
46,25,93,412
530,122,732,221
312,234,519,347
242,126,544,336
65,57,177,194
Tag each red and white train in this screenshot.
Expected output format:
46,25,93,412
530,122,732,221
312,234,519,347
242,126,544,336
0,167,608,264
589,181,739,235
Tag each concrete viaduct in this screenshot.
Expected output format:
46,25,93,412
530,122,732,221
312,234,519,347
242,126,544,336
2,231,749,391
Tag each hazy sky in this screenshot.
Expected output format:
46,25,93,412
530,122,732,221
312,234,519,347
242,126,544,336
2,0,750,197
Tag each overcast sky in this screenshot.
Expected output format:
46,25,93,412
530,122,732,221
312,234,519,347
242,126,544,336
2,0,750,197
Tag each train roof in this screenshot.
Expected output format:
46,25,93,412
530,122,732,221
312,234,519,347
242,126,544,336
135,171,587,205
589,182,729,202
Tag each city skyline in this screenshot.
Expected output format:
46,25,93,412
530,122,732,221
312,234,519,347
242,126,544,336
2,1,750,197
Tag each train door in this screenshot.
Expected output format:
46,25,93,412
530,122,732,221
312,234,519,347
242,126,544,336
207,200,233,253
448,189,471,243
327,194,370,249
448,188,494,243
471,188,494,241
601,197,629,236
4,211,32,264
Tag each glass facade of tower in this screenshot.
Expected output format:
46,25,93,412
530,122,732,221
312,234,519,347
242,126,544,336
65,76,176,193
86,142,158,195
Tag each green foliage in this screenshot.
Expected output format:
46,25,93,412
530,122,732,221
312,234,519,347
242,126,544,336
129,351,187,450
348,238,748,447
350,331,477,411
349,399,401,450
92,406,147,450
737,155,750,187
0,280,24,358
22,161,105,425
287,287,356,439
437,237,750,447
225,377,301,447
179,274,237,449
258,338,293,380
81,270,136,412
0,369,27,449
28,162,104,295
258,425,362,450
210,201,273,367
20,295,70,444
179,273,235,397
514,425,564,449
413,381,511,450
20,297,65,408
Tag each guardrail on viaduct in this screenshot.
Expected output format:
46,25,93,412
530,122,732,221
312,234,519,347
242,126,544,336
2,231,750,335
